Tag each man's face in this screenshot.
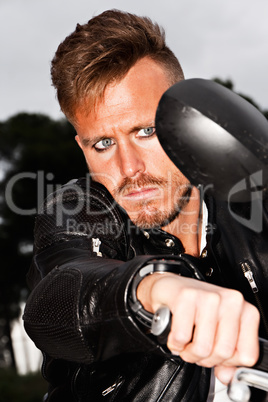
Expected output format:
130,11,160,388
75,57,191,229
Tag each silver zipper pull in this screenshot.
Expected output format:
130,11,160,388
92,238,102,257
102,382,117,396
241,262,258,293
102,376,123,396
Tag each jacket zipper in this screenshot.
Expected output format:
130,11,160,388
240,261,268,337
102,376,123,397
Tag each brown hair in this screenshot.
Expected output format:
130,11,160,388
51,9,184,124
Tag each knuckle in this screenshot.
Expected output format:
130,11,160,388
240,353,258,367
191,341,212,359
215,342,234,361
196,359,214,368
226,289,244,306
247,303,260,321
172,330,192,346
178,287,198,303
205,291,220,307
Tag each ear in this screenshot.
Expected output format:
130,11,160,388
75,135,83,149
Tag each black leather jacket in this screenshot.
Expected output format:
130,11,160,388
23,177,268,401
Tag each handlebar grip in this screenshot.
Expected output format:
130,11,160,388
151,306,171,344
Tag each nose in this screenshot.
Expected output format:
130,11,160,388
118,142,145,178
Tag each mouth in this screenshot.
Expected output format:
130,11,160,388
122,186,160,201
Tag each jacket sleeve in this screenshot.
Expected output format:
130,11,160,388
23,179,170,363
206,195,268,337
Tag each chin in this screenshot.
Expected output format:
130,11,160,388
130,209,176,230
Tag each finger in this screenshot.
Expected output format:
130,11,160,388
197,290,244,367
199,296,259,368
214,366,236,385
167,288,198,353
178,291,220,363
230,302,260,367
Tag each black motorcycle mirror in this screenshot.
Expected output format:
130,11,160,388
155,78,268,202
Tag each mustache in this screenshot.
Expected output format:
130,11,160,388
114,174,168,197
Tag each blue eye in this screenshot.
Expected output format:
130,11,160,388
94,138,114,151
138,127,155,137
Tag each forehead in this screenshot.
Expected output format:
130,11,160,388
75,58,171,133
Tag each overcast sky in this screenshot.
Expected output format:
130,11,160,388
1,0,268,122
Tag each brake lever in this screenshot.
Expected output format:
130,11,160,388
228,366,268,402
228,338,268,402
151,308,268,401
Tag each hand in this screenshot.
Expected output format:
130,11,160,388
137,273,260,384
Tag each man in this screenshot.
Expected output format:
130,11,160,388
24,9,263,401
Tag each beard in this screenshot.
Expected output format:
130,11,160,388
112,173,192,229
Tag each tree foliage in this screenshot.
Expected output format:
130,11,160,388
213,78,268,119
0,113,86,368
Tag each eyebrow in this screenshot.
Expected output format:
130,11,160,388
80,121,155,148
80,136,104,147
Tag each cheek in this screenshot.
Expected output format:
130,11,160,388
154,151,180,176
85,155,120,191
159,151,187,181
162,158,190,190
150,140,176,169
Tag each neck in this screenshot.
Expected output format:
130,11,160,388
162,187,202,257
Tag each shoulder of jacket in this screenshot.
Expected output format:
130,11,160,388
34,177,130,256
40,177,117,211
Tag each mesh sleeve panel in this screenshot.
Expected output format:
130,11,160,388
24,267,93,363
